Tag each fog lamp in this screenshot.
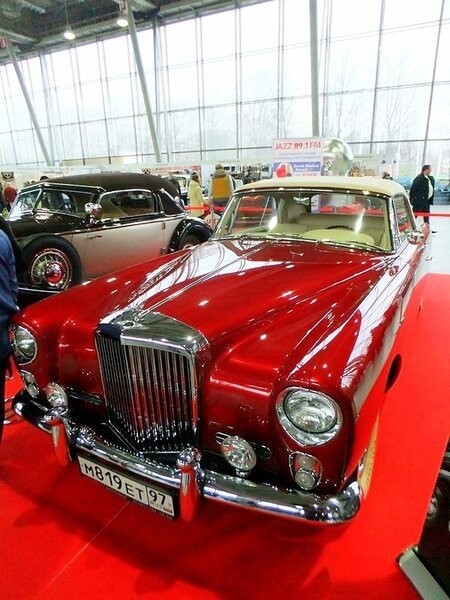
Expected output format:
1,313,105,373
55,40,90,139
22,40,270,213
221,435,257,475
45,382,68,408
20,370,39,399
291,452,322,491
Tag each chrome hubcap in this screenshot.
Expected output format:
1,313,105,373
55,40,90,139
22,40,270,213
30,249,72,290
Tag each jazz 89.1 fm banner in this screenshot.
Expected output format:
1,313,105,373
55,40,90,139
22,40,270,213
272,137,323,177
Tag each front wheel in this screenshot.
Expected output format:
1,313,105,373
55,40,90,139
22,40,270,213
23,238,82,291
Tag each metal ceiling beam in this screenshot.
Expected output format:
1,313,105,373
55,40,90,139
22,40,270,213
6,38,53,166
309,0,320,136
127,0,162,162
14,0,48,14
0,26,36,44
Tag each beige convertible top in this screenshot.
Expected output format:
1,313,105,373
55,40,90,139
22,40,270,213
238,176,406,197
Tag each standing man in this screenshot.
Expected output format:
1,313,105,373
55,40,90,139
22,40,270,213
208,163,235,212
410,165,435,232
0,227,18,442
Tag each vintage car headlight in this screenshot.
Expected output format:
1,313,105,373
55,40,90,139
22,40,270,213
277,388,342,446
221,435,257,475
10,324,37,364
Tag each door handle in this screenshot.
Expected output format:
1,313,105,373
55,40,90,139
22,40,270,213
88,235,102,240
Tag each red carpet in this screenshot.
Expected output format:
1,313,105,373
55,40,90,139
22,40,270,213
1,273,449,600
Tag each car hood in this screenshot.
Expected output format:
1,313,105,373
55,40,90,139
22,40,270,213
18,238,389,399
106,238,386,342
8,211,85,240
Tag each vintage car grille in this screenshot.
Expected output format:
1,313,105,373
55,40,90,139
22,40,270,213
96,333,197,452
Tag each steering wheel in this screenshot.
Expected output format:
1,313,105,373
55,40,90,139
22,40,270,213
326,225,353,230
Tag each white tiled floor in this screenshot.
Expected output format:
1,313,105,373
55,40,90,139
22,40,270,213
426,205,450,274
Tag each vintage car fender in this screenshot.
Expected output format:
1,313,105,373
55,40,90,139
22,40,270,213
168,217,212,251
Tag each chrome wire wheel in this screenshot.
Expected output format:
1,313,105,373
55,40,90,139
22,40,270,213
29,248,73,290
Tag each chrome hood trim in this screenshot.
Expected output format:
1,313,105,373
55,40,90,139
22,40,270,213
98,309,208,357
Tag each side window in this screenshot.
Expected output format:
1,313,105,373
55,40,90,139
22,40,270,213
100,190,158,219
9,189,39,218
393,195,414,240
36,190,94,214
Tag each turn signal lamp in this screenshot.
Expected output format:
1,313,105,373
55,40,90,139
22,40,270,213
291,452,322,491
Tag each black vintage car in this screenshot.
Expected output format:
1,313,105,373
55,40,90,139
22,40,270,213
8,173,211,298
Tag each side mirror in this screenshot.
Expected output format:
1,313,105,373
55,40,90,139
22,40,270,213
407,231,424,245
85,202,102,219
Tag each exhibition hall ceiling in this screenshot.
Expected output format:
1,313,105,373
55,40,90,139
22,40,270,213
0,0,261,62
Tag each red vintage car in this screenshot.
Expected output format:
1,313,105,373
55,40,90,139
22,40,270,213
7,176,430,524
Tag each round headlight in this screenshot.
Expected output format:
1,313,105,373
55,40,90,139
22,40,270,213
221,436,257,474
285,391,337,433
10,324,37,364
276,388,342,446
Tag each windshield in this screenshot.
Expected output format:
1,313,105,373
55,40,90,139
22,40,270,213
9,187,96,219
213,189,392,251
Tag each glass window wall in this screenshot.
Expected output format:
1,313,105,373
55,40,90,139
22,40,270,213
0,0,447,180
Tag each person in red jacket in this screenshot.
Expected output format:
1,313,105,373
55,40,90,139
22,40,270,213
3,184,17,212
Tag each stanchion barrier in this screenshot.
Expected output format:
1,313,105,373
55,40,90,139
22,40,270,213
413,211,450,218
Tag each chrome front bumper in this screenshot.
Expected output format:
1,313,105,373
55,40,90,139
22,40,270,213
13,391,361,524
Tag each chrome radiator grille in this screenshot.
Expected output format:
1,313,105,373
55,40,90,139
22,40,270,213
96,333,197,452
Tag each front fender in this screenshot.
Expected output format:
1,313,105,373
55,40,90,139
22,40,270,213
168,218,212,252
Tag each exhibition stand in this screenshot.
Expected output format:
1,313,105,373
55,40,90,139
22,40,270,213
0,273,449,600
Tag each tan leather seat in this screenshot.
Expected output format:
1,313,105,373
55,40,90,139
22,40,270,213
301,229,375,246
100,198,128,219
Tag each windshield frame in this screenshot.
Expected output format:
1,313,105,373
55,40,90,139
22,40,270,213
9,183,101,220
212,185,404,254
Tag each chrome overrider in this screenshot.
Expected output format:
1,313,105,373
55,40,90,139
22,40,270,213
12,392,361,524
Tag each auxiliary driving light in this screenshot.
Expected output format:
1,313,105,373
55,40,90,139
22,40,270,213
221,435,257,475
20,370,39,399
291,452,322,491
45,382,68,409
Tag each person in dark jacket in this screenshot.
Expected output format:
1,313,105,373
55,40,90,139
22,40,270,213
0,228,18,441
410,165,435,230
0,216,25,274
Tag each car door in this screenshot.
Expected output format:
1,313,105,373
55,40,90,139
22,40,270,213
389,193,429,323
81,189,168,279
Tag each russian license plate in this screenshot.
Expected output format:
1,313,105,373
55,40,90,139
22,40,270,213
78,456,175,518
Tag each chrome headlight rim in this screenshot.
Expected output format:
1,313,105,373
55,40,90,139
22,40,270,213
276,387,342,446
10,324,38,365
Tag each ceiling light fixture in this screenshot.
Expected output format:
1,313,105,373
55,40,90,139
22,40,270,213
62,0,76,41
117,0,129,27
63,26,75,41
